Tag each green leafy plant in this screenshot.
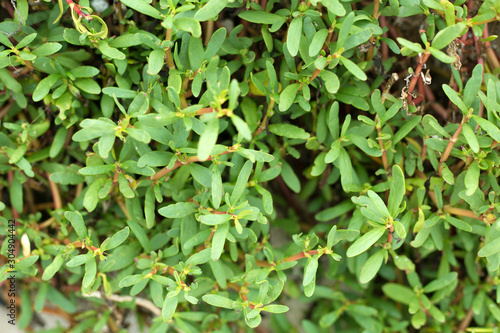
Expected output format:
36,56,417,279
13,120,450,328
1,0,500,332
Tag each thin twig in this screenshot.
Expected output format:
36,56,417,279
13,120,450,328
83,291,161,317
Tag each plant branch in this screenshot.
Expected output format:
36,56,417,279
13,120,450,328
84,291,161,317
151,146,238,181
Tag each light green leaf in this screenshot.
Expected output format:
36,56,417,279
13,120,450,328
238,11,282,24
279,83,300,111
432,22,466,50
423,272,457,293
198,117,219,160
174,17,202,37
287,16,302,57
120,0,162,19
359,249,385,284
162,294,179,322
202,294,234,309
195,0,228,21
281,161,301,193
309,29,328,57
473,115,500,142
340,56,367,81
346,227,386,257
388,165,405,217
464,161,479,197
478,237,500,257
159,202,198,218
462,123,479,153
42,254,64,281
268,123,310,139
199,214,232,226
303,255,319,286
64,211,87,239
211,222,229,261
442,84,467,114
231,160,253,204
397,38,425,53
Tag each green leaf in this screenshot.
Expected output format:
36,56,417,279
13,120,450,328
33,74,60,102
268,123,310,140
211,222,229,261
322,0,346,16
127,220,152,252
66,253,93,267
120,0,162,19
231,115,252,142
238,11,282,24
42,254,64,281
49,127,68,159
303,255,319,286
202,294,234,309
204,27,226,60
388,165,405,217
118,173,134,198
287,16,302,57
320,70,340,94
346,134,382,157
211,165,224,209
442,84,467,114
340,56,367,81
281,161,301,193
102,87,138,99
359,249,385,284
397,38,425,53
337,12,354,50
97,40,126,60
195,0,228,21
159,202,198,218
74,78,101,94
83,178,104,212
327,226,337,249
82,259,97,291
478,237,500,257
147,49,165,75
464,161,479,197
261,304,289,313
462,123,479,153
392,116,422,145
174,17,202,38
0,68,22,93
346,227,386,257
485,296,500,321
119,274,145,287
423,272,457,293
198,117,219,160
463,64,483,108
309,29,328,57
199,214,232,226
278,83,300,111
231,160,253,204
69,66,100,78
473,115,500,142
422,114,450,138
431,22,466,50
445,216,472,232
64,211,87,239
382,283,415,305
162,294,179,322
101,227,130,251
428,46,455,63
255,184,273,215
32,42,62,57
